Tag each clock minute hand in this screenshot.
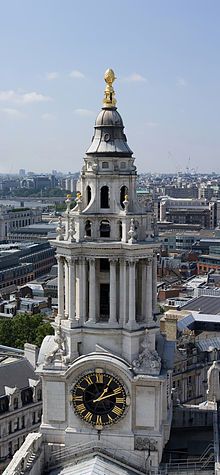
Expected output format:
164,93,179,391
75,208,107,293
93,391,117,403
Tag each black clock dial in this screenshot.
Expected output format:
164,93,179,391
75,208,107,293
71,371,127,427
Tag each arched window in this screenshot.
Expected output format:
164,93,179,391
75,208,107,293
85,220,92,237
120,185,128,208
86,185,91,205
100,220,110,238
100,186,109,208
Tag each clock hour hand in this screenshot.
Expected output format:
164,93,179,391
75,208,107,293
93,377,113,402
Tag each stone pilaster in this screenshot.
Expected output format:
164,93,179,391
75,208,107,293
152,252,158,315
88,258,96,323
146,258,153,325
57,255,64,318
119,259,126,325
68,257,76,323
109,259,117,324
64,259,69,319
127,259,137,328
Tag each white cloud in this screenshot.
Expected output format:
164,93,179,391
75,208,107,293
123,73,146,82
1,108,26,119
177,77,187,87
45,72,59,80
41,113,56,121
74,108,94,117
69,70,85,79
0,90,52,104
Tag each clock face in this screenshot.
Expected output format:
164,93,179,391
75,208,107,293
71,371,128,427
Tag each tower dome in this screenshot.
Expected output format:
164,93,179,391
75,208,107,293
86,69,133,157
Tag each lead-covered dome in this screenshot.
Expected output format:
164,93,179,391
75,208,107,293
86,106,133,157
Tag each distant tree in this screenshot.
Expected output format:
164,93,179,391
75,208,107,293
0,313,54,349
0,318,13,347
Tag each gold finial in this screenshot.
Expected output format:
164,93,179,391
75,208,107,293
103,68,117,108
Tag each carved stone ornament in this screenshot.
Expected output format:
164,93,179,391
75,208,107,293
56,216,64,241
134,436,158,452
128,218,137,244
132,331,161,375
207,360,220,402
68,217,76,242
44,322,69,365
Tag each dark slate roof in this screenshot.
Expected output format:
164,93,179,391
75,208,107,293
0,356,37,396
181,295,220,315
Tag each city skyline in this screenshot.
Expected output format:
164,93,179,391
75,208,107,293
0,0,220,174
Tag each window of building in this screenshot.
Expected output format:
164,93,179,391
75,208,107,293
120,185,128,208
100,220,110,238
13,397,18,410
32,412,36,425
21,415,25,429
0,396,9,414
21,388,33,406
100,258,110,272
102,162,109,169
86,185,91,205
100,186,109,208
120,162,126,169
37,389,42,401
85,220,92,237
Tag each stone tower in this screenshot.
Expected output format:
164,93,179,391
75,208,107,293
37,69,173,471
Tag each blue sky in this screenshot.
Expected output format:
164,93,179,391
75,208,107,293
0,0,220,174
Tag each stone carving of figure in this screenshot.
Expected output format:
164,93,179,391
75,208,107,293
45,322,68,365
207,360,220,402
132,331,161,376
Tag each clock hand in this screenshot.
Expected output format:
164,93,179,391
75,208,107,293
94,377,113,402
93,391,118,403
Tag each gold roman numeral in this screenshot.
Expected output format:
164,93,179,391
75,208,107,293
113,387,122,395
96,415,102,425
73,395,83,401
112,406,123,416
76,385,84,391
116,397,124,404
96,373,103,384
108,414,113,423
77,403,86,414
84,411,93,422
107,377,113,386
85,375,93,386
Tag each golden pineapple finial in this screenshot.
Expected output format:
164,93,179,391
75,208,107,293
103,68,117,108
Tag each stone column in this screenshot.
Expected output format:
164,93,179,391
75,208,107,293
57,255,64,318
109,259,117,324
141,259,146,320
119,259,126,325
68,258,76,323
64,259,69,318
127,259,136,327
152,253,158,314
88,258,96,323
79,257,86,323
146,259,153,325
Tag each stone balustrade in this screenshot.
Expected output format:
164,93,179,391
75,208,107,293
3,432,43,475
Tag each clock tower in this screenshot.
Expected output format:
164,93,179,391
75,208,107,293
37,70,174,472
